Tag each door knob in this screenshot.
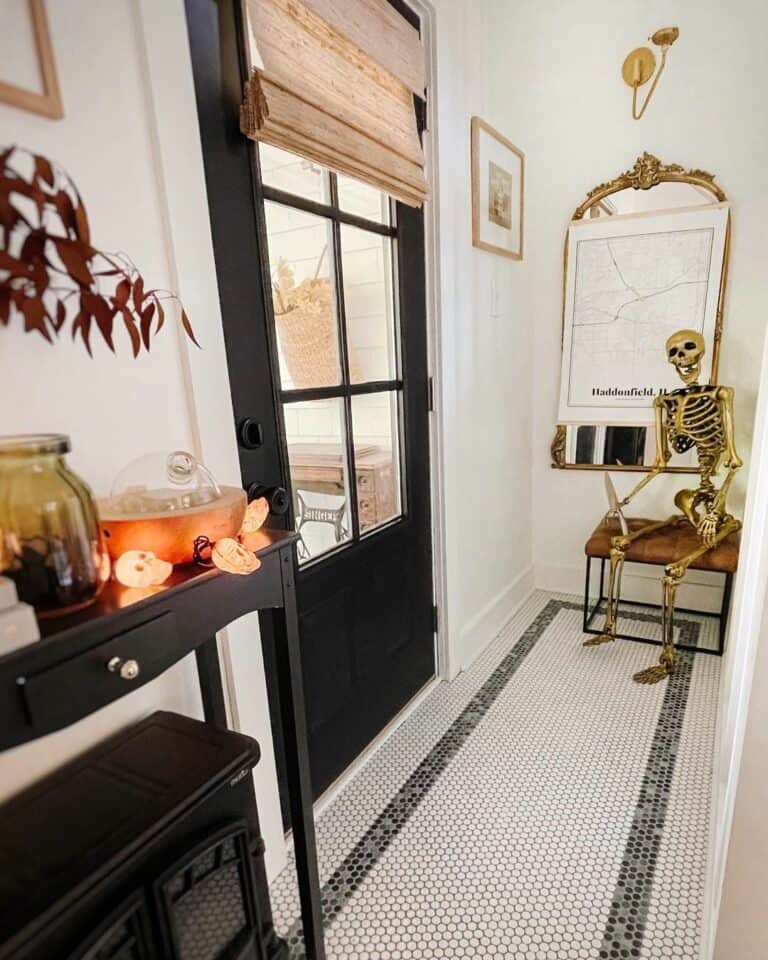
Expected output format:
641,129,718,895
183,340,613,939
246,483,290,516
107,656,141,681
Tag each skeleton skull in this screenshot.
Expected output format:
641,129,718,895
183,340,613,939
666,329,705,385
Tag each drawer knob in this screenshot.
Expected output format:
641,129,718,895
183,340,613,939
107,656,141,681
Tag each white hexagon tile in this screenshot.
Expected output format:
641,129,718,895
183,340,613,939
270,590,720,959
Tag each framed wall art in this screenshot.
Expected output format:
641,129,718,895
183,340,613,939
557,202,729,424
471,117,524,260
0,0,63,120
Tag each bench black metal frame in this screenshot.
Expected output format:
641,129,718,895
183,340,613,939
582,554,732,656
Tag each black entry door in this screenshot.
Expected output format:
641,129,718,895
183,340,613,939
185,0,435,808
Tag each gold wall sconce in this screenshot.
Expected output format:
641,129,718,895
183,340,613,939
622,27,679,120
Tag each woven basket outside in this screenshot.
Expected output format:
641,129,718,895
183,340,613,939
274,267,360,387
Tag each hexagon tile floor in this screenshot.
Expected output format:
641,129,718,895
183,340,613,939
270,590,720,959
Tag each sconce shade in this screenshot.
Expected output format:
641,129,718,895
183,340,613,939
651,27,679,48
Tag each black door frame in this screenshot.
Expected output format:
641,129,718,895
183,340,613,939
184,0,284,498
184,0,445,810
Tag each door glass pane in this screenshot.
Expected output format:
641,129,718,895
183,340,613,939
284,399,352,563
351,392,402,534
264,202,341,389
337,174,389,225
340,225,398,384
259,144,329,203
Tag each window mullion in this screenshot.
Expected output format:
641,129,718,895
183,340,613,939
330,175,360,542
280,380,402,404
261,186,396,237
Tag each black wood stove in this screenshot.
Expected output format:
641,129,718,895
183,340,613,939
0,712,285,960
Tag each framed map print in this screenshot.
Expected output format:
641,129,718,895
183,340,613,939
557,202,729,424
471,117,524,260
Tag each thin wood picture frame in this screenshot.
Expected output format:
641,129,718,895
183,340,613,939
0,0,63,120
471,116,524,260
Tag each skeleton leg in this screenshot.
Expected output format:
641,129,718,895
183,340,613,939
583,542,626,646
633,569,681,684
632,517,741,684
584,517,683,647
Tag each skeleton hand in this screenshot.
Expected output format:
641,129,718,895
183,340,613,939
697,510,721,546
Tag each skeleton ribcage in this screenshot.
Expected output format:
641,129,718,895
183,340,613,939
668,393,725,456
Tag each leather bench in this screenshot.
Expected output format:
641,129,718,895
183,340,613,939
583,517,739,654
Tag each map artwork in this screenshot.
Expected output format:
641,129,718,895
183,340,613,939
557,204,729,424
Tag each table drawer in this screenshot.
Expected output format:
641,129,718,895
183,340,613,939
19,612,183,736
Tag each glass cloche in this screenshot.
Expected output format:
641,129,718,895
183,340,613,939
107,451,222,516
99,451,246,566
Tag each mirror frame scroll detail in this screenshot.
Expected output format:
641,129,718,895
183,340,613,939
551,152,730,472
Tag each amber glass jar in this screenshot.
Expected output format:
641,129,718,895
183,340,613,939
0,435,108,616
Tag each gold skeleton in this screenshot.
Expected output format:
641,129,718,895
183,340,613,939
584,329,742,684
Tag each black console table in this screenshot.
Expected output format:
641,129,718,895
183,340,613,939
0,529,325,960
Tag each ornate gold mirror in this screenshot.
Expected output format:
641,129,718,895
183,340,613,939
551,152,730,472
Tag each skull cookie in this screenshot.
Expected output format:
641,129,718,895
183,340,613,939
114,550,173,588
211,537,261,575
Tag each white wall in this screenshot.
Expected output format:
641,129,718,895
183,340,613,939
433,0,535,678
483,0,768,605
0,0,286,880
713,332,768,955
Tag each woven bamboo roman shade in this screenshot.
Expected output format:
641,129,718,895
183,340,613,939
241,0,427,207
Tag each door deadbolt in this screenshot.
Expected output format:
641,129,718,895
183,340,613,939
238,418,264,450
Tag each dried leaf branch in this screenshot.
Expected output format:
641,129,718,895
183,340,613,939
0,145,199,356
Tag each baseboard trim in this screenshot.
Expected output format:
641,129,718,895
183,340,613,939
311,675,442,819
455,564,536,676
536,560,724,614
281,676,442,862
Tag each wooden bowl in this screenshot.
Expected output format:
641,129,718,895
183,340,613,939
98,486,247,565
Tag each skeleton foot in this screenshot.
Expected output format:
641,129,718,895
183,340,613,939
583,633,615,647
632,664,671,685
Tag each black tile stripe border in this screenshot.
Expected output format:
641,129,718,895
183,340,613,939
599,617,700,959
282,599,702,958
283,598,567,954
